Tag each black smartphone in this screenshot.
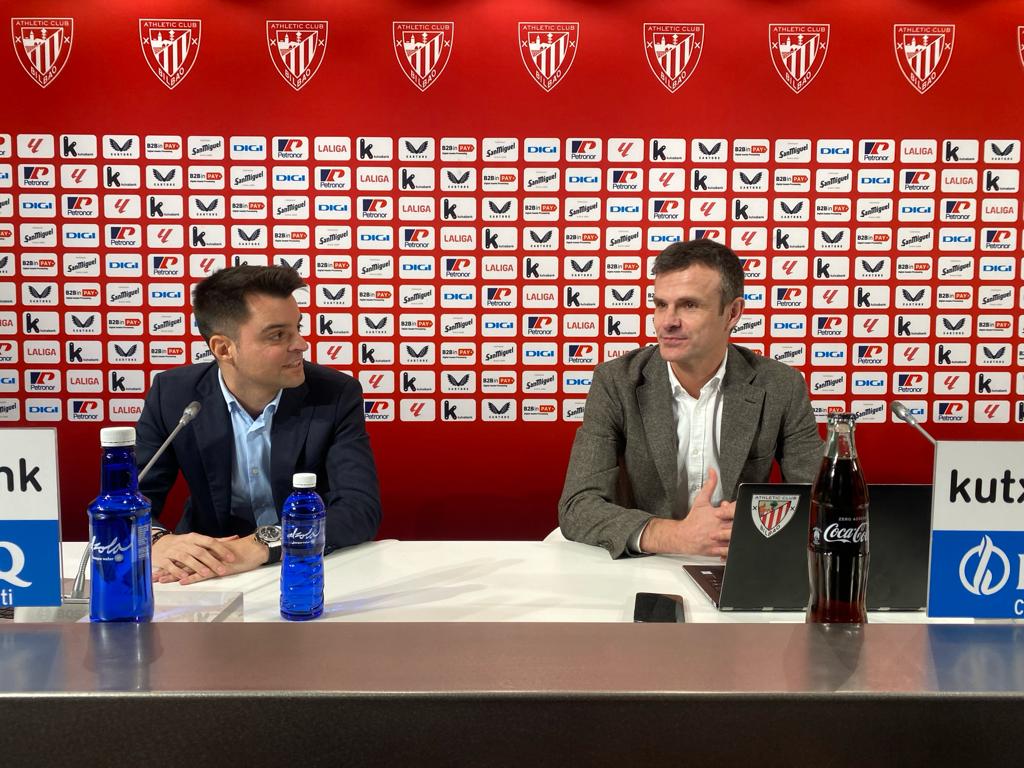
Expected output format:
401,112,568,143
633,592,687,623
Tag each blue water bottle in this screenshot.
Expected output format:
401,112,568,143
88,427,154,623
280,472,326,621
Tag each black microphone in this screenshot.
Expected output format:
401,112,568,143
890,401,936,445
138,401,201,481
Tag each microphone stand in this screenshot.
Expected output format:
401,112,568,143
65,403,201,602
890,401,937,446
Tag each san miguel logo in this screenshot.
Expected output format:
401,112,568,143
139,19,200,89
11,17,74,88
393,22,453,91
752,494,800,539
267,20,327,90
894,24,954,93
518,22,579,91
769,23,829,93
643,23,703,92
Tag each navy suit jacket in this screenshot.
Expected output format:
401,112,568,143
135,361,381,552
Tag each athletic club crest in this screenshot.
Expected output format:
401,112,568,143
11,17,74,88
139,19,201,89
643,23,704,93
518,22,579,91
752,494,800,539
769,24,829,93
894,24,955,93
393,22,453,91
267,20,328,91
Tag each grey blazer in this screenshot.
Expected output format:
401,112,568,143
558,344,823,558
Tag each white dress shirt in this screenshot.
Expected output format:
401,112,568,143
628,355,727,554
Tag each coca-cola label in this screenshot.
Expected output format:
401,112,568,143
751,493,800,538
812,520,869,548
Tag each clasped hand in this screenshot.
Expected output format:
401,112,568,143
152,532,269,585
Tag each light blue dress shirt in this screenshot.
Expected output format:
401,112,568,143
218,370,284,527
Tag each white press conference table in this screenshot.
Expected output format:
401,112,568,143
61,536,955,624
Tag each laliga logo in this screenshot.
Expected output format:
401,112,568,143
959,535,1010,596
0,541,32,587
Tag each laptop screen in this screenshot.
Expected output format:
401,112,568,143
686,483,932,612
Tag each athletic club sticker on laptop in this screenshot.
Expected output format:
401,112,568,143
752,494,800,538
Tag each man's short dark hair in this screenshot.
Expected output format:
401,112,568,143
192,265,305,341
651,239,745,312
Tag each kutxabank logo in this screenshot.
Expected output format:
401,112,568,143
643,23,703,93
140,19,201,90
894,23,954,94
12,17,74,88
769,24,829,93
959,535,1010,596
267,20,327,91
393,22,453,91
519,22,579,91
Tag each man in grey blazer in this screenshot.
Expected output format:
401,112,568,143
559,239,823,558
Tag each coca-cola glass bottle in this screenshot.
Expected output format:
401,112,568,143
807,412,869,623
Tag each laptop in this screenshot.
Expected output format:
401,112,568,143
683,483,932,612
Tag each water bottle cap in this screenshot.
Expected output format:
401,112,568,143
292,472,317,488
100,427,136,447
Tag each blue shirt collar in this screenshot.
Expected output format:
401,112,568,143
217,368,283,422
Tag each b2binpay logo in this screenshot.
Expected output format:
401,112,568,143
959,535,1010,595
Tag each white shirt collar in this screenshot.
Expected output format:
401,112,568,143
667,353,728,399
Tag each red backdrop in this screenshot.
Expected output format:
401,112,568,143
3,1,1021,541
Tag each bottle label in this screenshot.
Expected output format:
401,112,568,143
286,524,322,542
136,522,151,559
823,521,868,544
91,535,132,563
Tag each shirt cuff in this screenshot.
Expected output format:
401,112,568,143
626,520,651,556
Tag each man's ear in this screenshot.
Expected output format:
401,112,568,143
725,297,745,332
208,333,234,364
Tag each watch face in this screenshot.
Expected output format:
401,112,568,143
257,525,282,545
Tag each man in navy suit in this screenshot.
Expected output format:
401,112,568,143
136,265,381,585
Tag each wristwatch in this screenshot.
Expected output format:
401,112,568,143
254,524,282,564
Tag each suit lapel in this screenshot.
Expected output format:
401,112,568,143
192,369,233,531
719,346,765,498
270,381,312,509
636,351,679,506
